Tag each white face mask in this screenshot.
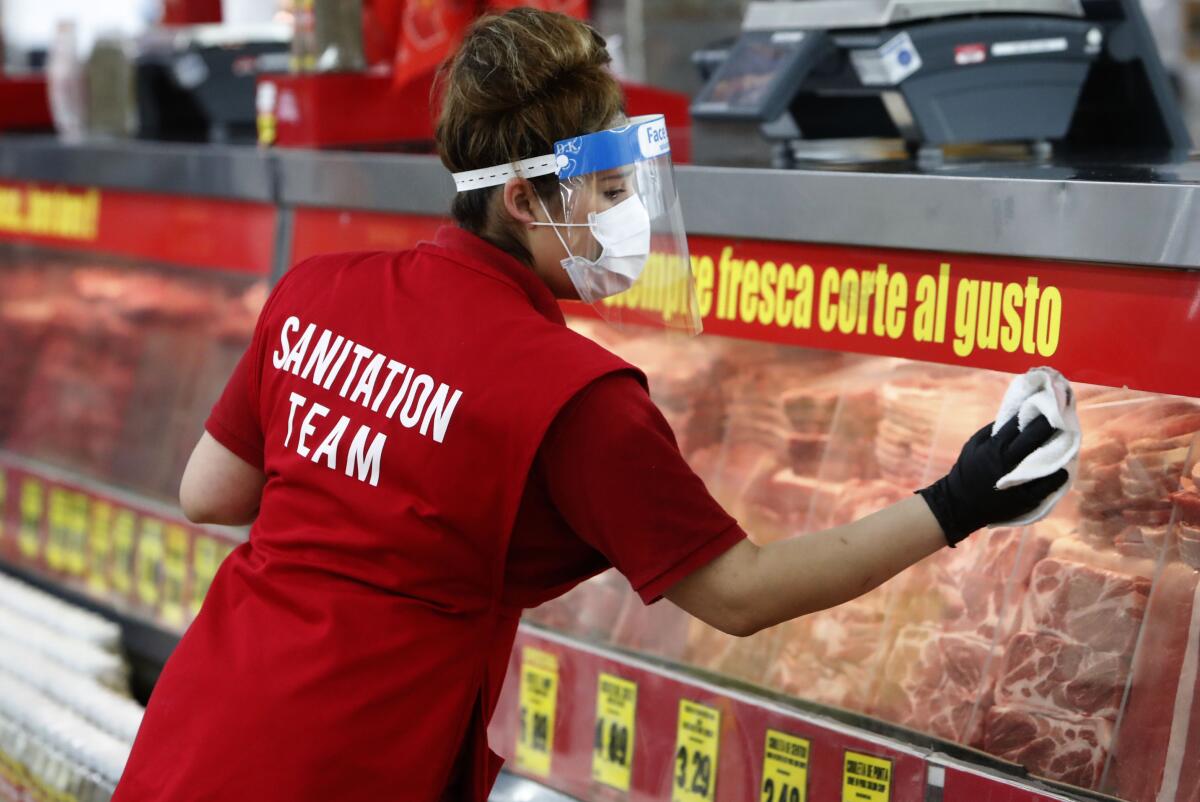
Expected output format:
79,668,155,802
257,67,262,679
534,194,652,303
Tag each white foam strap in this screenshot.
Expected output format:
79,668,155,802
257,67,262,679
451,154,561,192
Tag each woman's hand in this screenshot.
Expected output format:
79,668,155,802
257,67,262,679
664,416,1069,637
918,415,1068,545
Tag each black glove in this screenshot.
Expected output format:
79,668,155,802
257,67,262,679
918,415,1069,546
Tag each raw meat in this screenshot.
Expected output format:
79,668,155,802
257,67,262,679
767,634,877,712
1179,524,1200,569
984,705,1112,789
1073,398,1200,550
682,618,780,684
995,632,1130,719
1173,488,1200,515
1109,563,1200,802
807,598,888,664
765,590,893,714
872,624,1002,746
1024,558,1151,655
824,479,909,527
741,469,841,534
927,526,1053,640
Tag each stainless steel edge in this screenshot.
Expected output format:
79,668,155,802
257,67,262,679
2,138,1197,269
489,772,583,802
0,136,275,202
273,148,457,215
742,0,1084,31
673,165,1200,269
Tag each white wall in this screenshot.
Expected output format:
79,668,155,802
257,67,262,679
1,0,159,54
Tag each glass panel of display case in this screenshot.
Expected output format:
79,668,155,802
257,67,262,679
529,321,1200,800
0,246,267,505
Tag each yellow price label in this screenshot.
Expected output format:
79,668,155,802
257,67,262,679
592,673,637,790
87,501,114,594
110,508,136,594
64,492,89,577
843,751,892,802
257,112,277,146
189,535,221,617
0,469,7,541
18,477,44,560
762,730,810,802
45,486,70,570
135,517,164,608
515,647,559,778
673,700,721,802
160,525,190,627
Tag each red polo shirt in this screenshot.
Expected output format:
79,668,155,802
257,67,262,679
208,228,744,609
118,226,745,801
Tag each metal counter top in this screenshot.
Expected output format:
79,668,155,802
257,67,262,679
3,135,1198,270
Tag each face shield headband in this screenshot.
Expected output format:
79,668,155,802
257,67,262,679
450,114,700,334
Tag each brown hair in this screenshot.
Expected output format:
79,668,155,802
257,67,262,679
434,8,624,262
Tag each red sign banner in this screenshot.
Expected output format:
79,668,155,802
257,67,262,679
0,182,276,275
287,208,1200,399
674,236,1200,398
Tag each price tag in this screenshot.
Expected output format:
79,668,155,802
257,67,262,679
135,517,164,608
0,469,7,542
843,751,892,802
64,492,89,577
515,647,559,778
673,699,721,802
592,672,637,790
17,477,44,560
160,525,190,627
87,501,113,594
45,486,69,571
189,535,220,617
110,508,136,595
762,729,810,802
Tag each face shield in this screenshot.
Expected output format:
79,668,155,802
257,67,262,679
451,114,702,335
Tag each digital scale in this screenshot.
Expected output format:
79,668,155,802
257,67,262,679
691,0,1191,163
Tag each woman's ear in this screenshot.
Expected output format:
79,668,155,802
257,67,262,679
502,178,539,228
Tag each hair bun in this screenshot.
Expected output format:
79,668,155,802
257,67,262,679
435,8,625,247
439,8,614,119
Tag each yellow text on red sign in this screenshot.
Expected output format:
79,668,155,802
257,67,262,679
0,184,100,241
678,247,1063,360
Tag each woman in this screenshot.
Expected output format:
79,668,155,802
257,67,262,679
112,9,1066,802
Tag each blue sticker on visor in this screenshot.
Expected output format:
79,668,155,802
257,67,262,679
553,114,671,180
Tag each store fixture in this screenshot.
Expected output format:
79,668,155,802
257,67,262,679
0,572,141,802
691,0,1192,160
1,136,1198,802
0,76,51,134
130,24,291,144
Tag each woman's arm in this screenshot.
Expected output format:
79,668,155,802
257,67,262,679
665,496,944,636
667,416,1069,637
179,432,266,526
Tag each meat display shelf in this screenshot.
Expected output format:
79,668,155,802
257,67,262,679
1,137,1198,802
489,624,1112,802
0,452,245,702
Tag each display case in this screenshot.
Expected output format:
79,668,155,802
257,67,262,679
0,165,276,692
524,329,1200,801
1,138,1198,802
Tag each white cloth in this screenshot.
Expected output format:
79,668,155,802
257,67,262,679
990,366,1081,527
